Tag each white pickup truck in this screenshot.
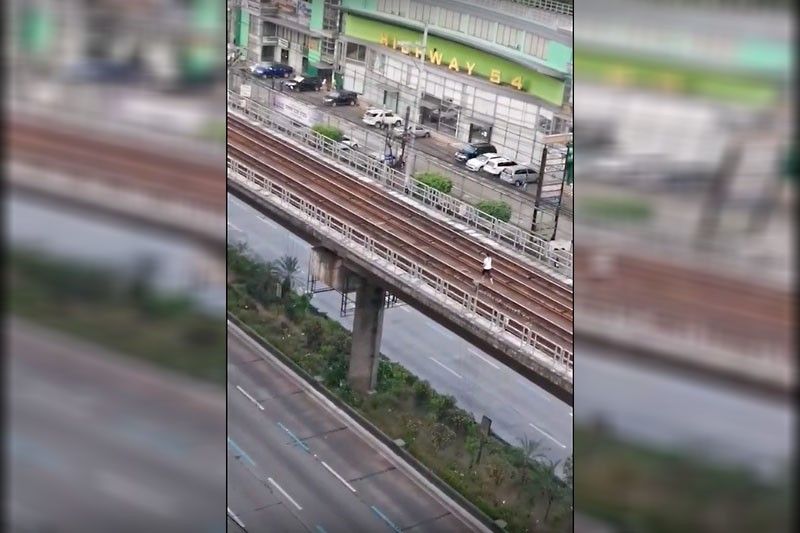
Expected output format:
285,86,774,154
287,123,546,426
362,108,404,129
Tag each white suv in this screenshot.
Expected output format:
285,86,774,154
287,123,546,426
466,153,502,172
362,109,404,128
483,157,517,176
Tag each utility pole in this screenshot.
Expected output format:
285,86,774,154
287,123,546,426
403,23,428,187
399,105,411,168
550,141,572,241
531,146,548,233
695,137,743,247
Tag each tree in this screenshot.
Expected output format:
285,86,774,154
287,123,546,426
538,458,564,522
487,459,507,488
275,255,301,298
517,434,545,488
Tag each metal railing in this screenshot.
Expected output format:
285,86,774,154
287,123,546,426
228,90,573,278
227,157,574,379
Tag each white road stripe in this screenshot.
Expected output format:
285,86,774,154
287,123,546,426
467,348,500,369
227,507,246,528
429,357,463,379
320,461,358,493
268,477,303,510
529,422,567,449
227,222,242,232
236,385,264,410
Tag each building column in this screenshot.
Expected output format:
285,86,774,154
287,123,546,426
348,281,386,394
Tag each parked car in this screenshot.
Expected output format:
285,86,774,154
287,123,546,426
500,165,538,186
362,109,404,128
323,90,359,106
466,153,504,172
431,107,459,121
251,63,294,78
483,157,518,176
339,136,359,150
392,124,431,139
283,75,321,91
454,142,497,163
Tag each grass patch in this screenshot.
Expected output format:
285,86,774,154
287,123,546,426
228,243,573,532
7,249,225,384
575,424,792,532
580,196,652,222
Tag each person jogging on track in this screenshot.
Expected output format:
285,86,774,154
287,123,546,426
481,253,494,285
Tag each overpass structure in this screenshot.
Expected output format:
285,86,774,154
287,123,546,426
6,112,226,252
228,93,574,403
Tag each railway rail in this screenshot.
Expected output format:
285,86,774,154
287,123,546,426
577,250,793,357
7,118,225,213
228,115,574,352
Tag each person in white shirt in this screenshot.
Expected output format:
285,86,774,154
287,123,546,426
481,253,494,285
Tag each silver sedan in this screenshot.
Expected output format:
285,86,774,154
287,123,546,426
392,124,431,139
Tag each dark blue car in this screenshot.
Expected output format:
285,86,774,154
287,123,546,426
250,62,294,78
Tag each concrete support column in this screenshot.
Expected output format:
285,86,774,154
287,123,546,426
348,281,386,394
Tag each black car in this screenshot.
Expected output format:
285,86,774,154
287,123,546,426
323,90,358,106
283,76,322,92
454,142,497,163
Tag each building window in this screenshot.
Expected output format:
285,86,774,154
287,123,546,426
438,8,461,31
523,32,548,59
408,1,433,23
262,22,276,37
466,16,494,42
345,42,366,62
377,0,403,16
496,24,520,50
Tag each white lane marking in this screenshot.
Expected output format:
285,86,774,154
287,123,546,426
529,422,567,449
236,385,264,410
320,461,358,493
429,357,463,379
467,348,500,369
268,477,303,510
227,222,242,232
227,507,246,528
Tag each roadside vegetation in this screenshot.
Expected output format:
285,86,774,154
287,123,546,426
575,424,792,532
475,199,513,223
414,171,454,194
7,249,225,384
311,123,344,142
580,196,652,223
227,242,573,532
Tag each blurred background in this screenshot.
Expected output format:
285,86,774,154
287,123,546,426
4,0,226,531
573,0,794,531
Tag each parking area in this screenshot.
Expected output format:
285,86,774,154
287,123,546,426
233,69,570,237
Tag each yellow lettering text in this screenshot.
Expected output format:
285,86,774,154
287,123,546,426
414,47,423,59
400,44,409,54
379,33,389,46
448,57,459,71
511,75,523,90
391,37,397,49
428,49,443,65
489,69,501,84
465,62,476,75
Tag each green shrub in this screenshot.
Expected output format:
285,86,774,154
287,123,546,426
311,123,343,142
475,200,512,222
414,172,453,193
413,380,433,405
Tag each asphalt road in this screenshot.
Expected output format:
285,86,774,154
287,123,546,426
5,319,226,533
230,193,793,476
227,325,485,532
229,193,574,466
